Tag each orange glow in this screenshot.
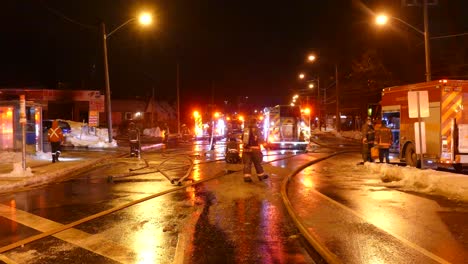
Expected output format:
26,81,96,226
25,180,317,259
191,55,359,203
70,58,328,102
193,111,200,118
303,108,311,115
375,14,389,25
226,117,231,121
439,79,448,83
214,112,220,118
302,177,314,188
258,115,264,121
238,115,244,122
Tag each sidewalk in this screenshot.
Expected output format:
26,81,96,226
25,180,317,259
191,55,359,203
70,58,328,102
0,148,127,194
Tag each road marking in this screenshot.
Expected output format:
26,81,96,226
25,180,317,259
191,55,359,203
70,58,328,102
311,190,452,264
0,254,18,264
0,204,135,263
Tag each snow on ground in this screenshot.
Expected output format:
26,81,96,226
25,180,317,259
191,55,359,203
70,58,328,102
332,129,468,202
65,120,117,148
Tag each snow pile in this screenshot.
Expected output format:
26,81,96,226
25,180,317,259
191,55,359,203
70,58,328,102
0,162,34,178
0,152,38,178
65,120,117,148
143,127,163,138
364,162,468,202
335,130,362,140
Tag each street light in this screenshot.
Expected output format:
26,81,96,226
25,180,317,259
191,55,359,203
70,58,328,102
307,54,316,62
306,54,339,132
101,12,152,143
376,10,431,82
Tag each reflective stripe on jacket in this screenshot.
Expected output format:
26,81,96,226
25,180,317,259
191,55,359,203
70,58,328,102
48,127,63,142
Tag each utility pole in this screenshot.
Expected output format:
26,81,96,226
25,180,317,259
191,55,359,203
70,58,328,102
101,22,113,143
317,76,321,131
177,63,180,134
423,0,431,81
335,64,340,132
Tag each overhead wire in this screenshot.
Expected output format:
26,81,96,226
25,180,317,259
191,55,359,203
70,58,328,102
39,1,97,31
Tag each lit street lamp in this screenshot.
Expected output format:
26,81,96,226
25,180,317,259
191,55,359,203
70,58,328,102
376,9,431,82
306,54,339,132
101,12,152,143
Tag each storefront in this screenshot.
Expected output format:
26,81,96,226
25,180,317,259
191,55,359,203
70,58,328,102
0,101,43,152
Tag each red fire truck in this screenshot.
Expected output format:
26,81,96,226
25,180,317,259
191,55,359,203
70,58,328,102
380,80,468,171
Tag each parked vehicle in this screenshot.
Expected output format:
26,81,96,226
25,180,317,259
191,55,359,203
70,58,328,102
42,119,71,134
263,105,308,150
380,79,468,171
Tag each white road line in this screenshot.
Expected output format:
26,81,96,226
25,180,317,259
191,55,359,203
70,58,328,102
0,204,135,263
0,254,18,264
311,190,452,264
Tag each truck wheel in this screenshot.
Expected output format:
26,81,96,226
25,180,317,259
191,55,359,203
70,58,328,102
405,143,418,167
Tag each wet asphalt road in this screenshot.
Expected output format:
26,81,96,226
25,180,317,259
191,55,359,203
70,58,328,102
0,141,314,263
0,136,467,263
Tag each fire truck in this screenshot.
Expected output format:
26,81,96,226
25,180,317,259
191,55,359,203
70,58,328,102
262,105,308,150
380,80,468,171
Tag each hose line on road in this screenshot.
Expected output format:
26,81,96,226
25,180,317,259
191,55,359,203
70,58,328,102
280,150,357,264
0,150,309,254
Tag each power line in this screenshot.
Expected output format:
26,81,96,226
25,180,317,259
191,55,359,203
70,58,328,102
39,1,97,31
431,32,468,40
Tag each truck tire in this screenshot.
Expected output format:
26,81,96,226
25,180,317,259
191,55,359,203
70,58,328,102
405,143,418,167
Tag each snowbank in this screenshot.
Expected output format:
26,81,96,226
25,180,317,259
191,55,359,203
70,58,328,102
364,162,468,202
65,120,117,148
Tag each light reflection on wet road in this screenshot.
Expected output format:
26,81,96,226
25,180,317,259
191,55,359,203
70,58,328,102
0,142,315,263
285,152,468,264
2,137,466,263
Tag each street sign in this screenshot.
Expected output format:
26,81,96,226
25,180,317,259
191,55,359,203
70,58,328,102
90,95,105,112
89,111,99,127
408,91,429,118
19,95,26,124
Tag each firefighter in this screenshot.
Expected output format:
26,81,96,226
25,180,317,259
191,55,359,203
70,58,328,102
242,118,268,182
361,117,375,163
128,122,141,158
375,120,393,163
225,134,240,164
47,120,64,163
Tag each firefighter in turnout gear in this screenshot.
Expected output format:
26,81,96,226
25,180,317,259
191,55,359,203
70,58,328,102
375,120,393,163
47,120,64,163
242,118,268,182
361,117,375,163
128,122,141,158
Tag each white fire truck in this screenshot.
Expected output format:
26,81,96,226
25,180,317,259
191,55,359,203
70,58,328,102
380,80,468,171
262,105,308,150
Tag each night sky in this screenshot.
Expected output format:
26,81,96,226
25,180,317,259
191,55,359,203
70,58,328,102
1,0,467,117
